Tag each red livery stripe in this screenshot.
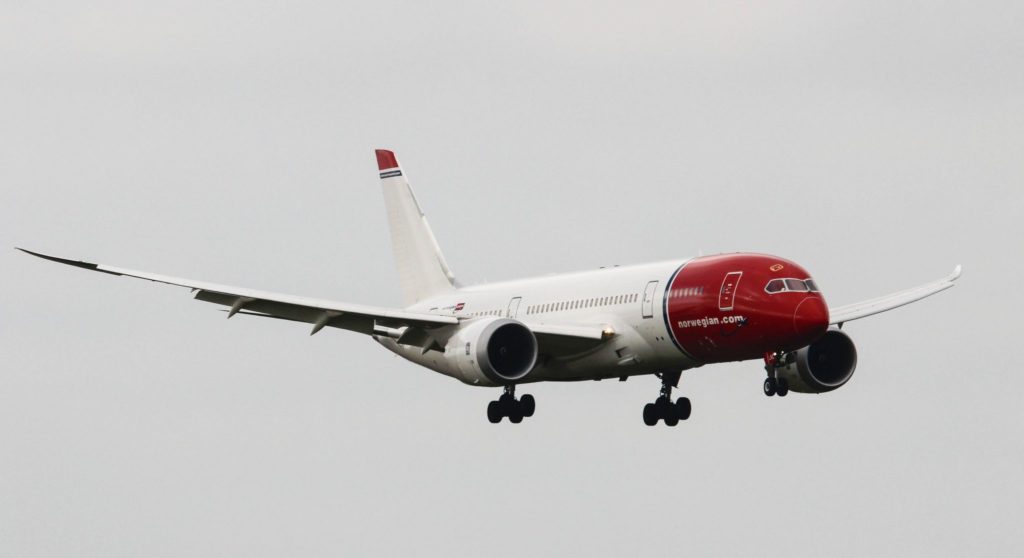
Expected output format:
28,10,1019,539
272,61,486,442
375,149,398,170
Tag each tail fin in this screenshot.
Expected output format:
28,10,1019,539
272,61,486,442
375,149,456,305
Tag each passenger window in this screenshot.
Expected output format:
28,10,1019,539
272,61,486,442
785,279,809,292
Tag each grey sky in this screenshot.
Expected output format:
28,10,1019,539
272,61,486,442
2,1,1022,556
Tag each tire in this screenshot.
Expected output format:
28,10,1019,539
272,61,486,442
663,413,679,427
655,396,672,413
508,403,524,424
776,378,789,397
643,403,658,426
487,401,502,423
520,394,536,417
675,397,692,420
763,378,776,397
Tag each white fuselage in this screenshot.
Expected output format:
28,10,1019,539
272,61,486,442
375,258,700,385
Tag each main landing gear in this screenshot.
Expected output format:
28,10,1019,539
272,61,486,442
643,371,692,427
487,385,536,424
762,351,789,397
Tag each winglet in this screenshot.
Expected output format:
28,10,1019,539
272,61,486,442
950,264,963,281
375,149,398,171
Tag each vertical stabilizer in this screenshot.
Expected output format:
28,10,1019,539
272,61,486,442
376,149,456,306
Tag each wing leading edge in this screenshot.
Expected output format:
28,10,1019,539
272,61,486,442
828,265,962,326
17,248,458,335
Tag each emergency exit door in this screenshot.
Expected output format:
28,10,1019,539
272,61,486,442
506,297,522,318
642,281,658,319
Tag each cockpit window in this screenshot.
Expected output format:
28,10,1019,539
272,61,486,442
765,278,819,294
784,279,809,292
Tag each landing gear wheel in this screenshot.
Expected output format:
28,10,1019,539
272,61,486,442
487,401,502,424
508,403,524,424
763,377,777,397
485,386,533,424
655,397,677,426
675,397,692,420
655,396,672,413
520,394,536,417
776,378,789,397
642,372,691,426
643,403,658,426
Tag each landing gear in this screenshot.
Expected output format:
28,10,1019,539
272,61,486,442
642,371,691,427
486,385,535,424
763,352,790,397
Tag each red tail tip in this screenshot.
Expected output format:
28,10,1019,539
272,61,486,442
375,149,398,170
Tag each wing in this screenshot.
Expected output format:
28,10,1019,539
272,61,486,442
17,248,458,335
829,265,962,326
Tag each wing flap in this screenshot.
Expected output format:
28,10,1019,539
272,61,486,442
528,322,611,340
526,322,615,357
829,265,962,325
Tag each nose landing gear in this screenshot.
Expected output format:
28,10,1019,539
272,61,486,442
762,352,789,397
643,371,692,426
486,385,536,424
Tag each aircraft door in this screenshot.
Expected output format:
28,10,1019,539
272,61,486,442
642,281,658,319
506,297,522,318
719,272,742,311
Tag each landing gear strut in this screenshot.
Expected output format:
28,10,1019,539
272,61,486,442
762,352,789,397
487,385,536,424
643,371,691,427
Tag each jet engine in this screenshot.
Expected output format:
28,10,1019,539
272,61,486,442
776,328,858,393
445,317,538,386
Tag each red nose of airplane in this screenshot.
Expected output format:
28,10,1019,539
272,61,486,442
793,297,829,341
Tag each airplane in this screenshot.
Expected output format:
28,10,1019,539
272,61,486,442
18,149,962,426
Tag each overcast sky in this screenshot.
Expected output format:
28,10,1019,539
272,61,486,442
2,1,1022,556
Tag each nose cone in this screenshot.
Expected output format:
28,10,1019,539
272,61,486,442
793,297,829,341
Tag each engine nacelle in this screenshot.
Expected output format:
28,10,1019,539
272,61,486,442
776,328,858,393
445,317,538,386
